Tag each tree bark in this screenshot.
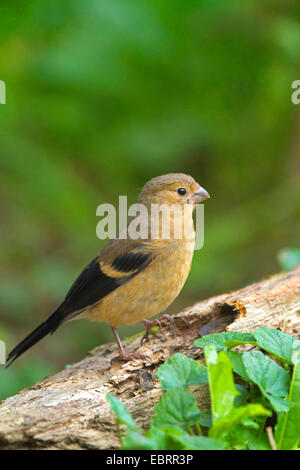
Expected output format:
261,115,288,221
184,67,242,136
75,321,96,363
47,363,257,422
0,268,299,450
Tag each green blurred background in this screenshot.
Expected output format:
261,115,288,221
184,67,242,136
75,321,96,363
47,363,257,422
0,0,300,399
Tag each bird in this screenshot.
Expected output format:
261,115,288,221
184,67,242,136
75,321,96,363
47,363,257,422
6,173,210,366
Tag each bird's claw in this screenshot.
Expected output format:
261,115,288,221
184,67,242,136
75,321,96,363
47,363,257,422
111,351,150,364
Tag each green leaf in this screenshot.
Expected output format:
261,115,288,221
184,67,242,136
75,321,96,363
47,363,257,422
122,430,158,450
122,427,180,450
204,345,239,422
195,332,257,352
220,426,271,450
163,428,226,450
242,351,290,412
156,353,207,390
196,410,212,428
267,395,290,412
278,248,300,271
228,350,251,381
209,404,270,439
151,387,203,431
106,393,137,429
254,327,300,365
122,427,226,450
276,352,300,450
234,384,249,407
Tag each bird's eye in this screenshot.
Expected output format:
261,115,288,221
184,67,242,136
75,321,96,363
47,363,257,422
177,187,187,196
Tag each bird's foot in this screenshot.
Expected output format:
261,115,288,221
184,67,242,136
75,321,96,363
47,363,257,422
110,326,151,363
111,351,150,363
141,314,174,344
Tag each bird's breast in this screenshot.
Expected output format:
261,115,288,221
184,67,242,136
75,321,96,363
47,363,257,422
85,239,195,327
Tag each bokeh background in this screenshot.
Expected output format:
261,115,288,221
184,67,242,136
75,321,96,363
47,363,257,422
1,0,300,399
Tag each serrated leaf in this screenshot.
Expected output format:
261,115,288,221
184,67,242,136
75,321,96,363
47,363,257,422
209,404,270,438
204,345,239,422
254,327,300,365
151,387,203,430
195,332,257,352
106,393,137,429
275,353,300,450
156,353,207,390
242,350,290,412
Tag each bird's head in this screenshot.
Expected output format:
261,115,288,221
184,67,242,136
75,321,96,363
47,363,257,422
138,173,210,207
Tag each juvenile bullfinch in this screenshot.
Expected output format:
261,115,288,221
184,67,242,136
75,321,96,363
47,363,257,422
7,173,210,365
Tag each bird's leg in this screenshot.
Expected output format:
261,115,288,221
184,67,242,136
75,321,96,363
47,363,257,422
111,327,150,362
141,314,174,344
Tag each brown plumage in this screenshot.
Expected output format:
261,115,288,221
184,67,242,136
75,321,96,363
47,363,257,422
7,173,210,365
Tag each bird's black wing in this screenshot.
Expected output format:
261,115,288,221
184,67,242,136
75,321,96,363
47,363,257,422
6,251,152,367
62,252,152,315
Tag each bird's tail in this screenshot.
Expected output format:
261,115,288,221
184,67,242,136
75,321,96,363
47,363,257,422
5,305,66,368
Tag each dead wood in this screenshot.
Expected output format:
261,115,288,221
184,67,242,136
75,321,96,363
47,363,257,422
0,267,299,449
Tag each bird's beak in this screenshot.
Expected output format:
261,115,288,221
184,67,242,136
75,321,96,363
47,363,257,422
192,185,210,203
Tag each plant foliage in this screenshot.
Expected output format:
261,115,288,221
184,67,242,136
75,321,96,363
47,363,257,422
107,327,299,450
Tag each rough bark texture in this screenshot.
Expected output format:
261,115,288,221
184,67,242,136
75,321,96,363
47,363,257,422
0,268,299,450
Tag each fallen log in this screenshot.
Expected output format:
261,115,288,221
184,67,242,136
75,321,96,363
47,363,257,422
0,267,299,449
